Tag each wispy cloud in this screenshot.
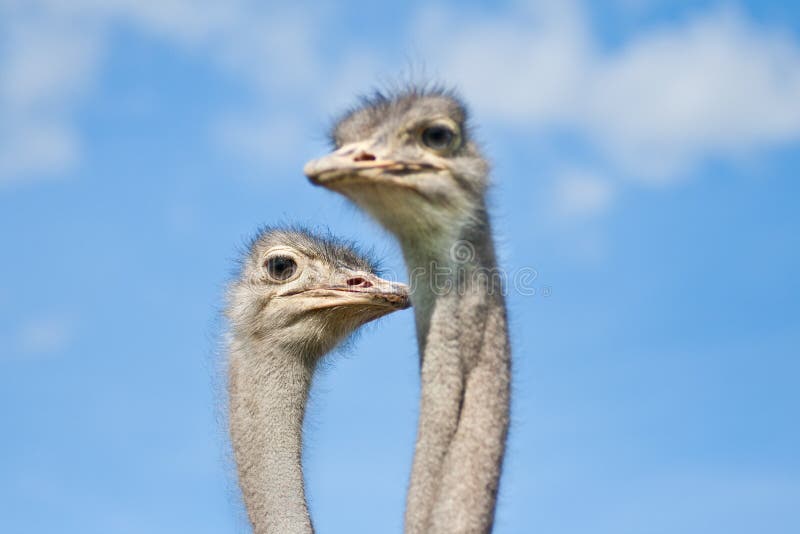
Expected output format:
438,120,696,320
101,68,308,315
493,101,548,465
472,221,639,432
551,169,616,219
3,0,800,213
0,6,101,184
215,112,311,171
414,1,800,187
15,313,77,356
0,0,325,186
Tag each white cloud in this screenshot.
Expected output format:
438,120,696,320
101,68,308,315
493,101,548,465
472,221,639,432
0,6,102,185
544,168,614,260
589,9,800,180
2,0,800,203
414,1,800,184
412,2,590,125
215,113,310,170
0,0,326,186
0,121,79,184
552,169,616,219
0,17,100,112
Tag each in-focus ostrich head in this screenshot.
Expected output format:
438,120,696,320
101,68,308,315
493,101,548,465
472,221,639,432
227,227,410,357
304,87,489,249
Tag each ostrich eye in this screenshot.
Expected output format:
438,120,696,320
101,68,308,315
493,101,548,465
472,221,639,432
421,125,456,151
265,256,297,281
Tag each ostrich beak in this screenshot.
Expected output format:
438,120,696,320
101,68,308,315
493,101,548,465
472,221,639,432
304,142,445,189
301,271,411,312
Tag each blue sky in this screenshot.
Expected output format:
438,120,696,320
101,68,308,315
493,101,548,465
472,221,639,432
1,1,798,532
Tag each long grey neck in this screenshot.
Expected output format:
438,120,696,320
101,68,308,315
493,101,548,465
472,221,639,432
402,215,511,534
228,336,315,534
403,221,501,350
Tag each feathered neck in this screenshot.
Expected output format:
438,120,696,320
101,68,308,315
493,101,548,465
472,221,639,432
228,334,316,534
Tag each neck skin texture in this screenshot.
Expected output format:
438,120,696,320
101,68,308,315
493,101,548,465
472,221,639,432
403,212,511,534
228,335,315,534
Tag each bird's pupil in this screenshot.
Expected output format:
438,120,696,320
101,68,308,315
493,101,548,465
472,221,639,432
422,125,454,150
266,256,297,280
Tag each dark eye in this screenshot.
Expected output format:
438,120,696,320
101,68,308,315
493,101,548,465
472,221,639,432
421,125,456,151
265,256,297,281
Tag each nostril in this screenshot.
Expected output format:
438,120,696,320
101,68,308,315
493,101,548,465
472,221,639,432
346,277,372,288
353,152,376,162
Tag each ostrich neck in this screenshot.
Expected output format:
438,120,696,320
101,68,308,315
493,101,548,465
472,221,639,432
228,336,315,534
401,215,511,534
401,221,501,351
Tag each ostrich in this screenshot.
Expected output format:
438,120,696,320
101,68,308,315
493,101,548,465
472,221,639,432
226,227,410,534
304,87,511,533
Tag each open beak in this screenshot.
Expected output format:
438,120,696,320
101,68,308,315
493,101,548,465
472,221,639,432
304,141,444,189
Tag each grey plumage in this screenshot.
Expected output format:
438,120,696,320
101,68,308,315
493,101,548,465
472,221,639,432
226,227,409,533
306,86,511,533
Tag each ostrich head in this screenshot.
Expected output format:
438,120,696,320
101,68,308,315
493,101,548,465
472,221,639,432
304,87,489,251
227,227,410,358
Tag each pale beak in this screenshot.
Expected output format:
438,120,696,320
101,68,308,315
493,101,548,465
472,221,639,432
304,142,445,188
300,271,411,312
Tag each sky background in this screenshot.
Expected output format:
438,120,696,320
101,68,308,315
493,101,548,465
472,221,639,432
1,0,799,532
